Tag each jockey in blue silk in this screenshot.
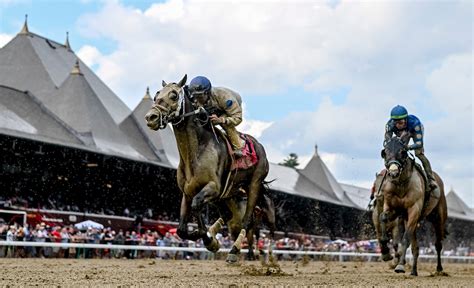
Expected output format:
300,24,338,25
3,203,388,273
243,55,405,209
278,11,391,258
384,105,438,189
188,76,245,158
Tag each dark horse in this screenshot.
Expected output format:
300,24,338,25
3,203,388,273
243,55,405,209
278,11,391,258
145,75,270,263
379,135,447,275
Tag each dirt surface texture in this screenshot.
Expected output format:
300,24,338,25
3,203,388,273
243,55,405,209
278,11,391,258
1,259,472,287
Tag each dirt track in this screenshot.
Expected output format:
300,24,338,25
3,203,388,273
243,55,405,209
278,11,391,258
1,258,473,287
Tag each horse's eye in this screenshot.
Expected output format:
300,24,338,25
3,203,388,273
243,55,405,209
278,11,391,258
169,92,178,101
154,92,160,102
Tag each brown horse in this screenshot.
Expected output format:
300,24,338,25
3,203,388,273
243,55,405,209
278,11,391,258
145,75,270,263
379,135,447,276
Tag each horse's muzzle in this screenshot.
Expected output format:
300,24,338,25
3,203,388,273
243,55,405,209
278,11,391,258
145,110,167,130
388,163,400,177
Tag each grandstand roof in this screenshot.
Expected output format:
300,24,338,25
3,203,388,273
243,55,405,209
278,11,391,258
0,29,130,124
267,147,365,209
0,85,82,147
445,189,474,221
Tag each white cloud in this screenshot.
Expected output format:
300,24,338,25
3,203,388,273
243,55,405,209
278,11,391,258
239,119,272,139
77,45,102,67
0,33,13,48
75,0,473,206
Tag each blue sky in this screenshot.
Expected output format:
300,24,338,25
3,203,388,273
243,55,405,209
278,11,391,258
0,0,472,207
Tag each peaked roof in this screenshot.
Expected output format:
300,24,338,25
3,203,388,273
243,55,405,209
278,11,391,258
45,61,143,158
446,189,473,217
0,31,130,124
0,85,82,147
119,87,179,167
299,145,346,201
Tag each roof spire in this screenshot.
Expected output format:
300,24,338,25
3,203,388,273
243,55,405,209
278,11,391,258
65,31,72,51
143,87,151,100
314,144,318,156
71,59,83,75
19,14,29,35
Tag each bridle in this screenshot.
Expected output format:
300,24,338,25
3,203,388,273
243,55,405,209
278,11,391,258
384,137,413,176
151,86,210,129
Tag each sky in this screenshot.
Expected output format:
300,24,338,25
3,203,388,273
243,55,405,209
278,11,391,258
0,0,473,207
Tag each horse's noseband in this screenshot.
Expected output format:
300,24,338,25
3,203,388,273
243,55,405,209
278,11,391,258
386,159,404,177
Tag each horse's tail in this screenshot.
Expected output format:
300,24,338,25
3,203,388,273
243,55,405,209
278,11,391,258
261,179,275,196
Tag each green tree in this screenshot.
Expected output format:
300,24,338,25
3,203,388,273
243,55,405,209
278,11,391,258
279,153,300,168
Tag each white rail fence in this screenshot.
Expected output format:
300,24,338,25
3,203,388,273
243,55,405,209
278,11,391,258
1,241,472,263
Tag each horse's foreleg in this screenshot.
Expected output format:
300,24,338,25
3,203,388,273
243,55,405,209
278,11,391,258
177,194,192,239
379,210,394,261
191,182,219,210
227,229,246,264
395,207,421,275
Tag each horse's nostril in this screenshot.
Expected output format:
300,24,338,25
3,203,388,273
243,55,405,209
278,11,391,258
149,114,158,122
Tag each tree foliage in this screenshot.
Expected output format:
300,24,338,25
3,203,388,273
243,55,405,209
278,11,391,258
279,153,300,168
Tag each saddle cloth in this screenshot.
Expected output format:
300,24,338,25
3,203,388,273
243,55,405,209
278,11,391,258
224,133,259,170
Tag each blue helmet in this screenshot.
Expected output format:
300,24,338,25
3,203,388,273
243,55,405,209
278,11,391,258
390,105,408,120
189,76,211,95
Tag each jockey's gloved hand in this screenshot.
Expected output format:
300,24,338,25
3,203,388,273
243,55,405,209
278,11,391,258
210,114,225,124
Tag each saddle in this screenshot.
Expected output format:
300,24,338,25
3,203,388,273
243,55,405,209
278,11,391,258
414,162,440,218
223,133,259,170
413,163,430,194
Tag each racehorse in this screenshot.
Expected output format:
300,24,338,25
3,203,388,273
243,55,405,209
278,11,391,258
145,75,270,263
379,135,447,275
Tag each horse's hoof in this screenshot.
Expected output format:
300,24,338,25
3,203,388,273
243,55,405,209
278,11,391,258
205,237,220,253
382,253,393,262
394,264,405,273
226,253,240,264
410,271,418,276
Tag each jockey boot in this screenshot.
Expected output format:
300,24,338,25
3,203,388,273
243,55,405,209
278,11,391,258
224,126,245,158
418,153,438,190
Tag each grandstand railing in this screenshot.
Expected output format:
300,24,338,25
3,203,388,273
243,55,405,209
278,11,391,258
1,241,472,263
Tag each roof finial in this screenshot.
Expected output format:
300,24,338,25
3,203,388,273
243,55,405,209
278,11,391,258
71,59,83,75
19,14,29,35
143,87,151,100
314,144,318,156
65,31,72,51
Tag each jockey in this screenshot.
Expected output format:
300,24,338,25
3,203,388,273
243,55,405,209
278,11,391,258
384,105,437,190
188,76,245,157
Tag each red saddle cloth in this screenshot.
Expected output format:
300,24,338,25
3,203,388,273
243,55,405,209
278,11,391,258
226,133,259,170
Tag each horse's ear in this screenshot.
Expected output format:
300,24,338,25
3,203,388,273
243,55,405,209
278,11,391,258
162,80,167,87
381,149,386,159
178,74,187,87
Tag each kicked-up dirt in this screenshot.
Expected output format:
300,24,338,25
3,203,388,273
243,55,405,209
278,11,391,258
1,258,473,287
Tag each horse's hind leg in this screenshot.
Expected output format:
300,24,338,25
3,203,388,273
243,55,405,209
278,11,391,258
433,216,445,272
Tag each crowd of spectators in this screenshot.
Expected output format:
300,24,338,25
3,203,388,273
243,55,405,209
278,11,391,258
1,222,472,261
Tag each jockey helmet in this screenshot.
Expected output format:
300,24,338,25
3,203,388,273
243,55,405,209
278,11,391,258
189,76,212,95
390,105,408,120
